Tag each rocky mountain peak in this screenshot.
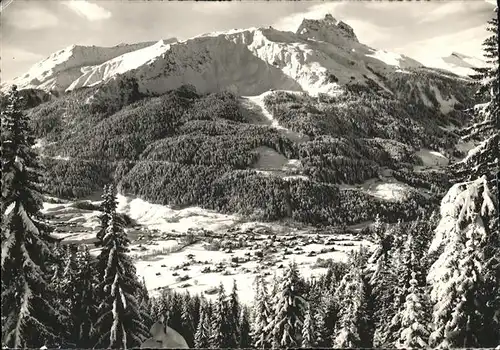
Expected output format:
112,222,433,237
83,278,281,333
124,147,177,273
296,13,359,44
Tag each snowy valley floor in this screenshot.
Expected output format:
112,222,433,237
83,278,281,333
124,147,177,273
43,193,372,305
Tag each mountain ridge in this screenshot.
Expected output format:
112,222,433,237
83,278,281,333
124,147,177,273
424,51,486,77
2,14,473,98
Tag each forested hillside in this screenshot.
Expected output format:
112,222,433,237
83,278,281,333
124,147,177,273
10,63,474,227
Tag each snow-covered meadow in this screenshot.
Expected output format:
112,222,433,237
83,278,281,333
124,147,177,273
43,193,373,305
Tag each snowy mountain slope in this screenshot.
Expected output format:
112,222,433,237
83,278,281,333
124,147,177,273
67,39,178,91
6,14,433,98
424,52,486,77
1,40,175,93
365,50,422,69
128,17,425,96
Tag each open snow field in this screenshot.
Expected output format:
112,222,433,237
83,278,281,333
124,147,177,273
414,148,450,171
43,193,373,305
340,177,424,203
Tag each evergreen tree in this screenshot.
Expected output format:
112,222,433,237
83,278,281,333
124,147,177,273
93,184,149,348
268,262,307,348
369,226,398,347
194,305,210,348
442,229,483,348
95,184,115,246
210,283,230,348
1,85,65,348
227,279,241,348
333,268,366,348
70,246,100,348
239,306,252,348
49,244,73,342
301,304,315,348
150,296,164,322
165,291,184,333
468,7,499,136
313,299,329,347
455,7,499,181
137,277,152,318
388,228,432,347
190,294,202,335
395,271,430,348
180,292,194,347
51,245,100,348
434,12,500,343
427,177,499,348
204,300,214,334
252,273,272,349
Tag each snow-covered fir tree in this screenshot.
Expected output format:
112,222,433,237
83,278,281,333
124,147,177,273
436,11,500,346
427,176,499,348
227,279,241,348
368,225,398,347
137,277,152,319
468,7,499,135
181,292,194,347
333,267,366,348
239,306,252,348
395,271,430,348
165,291,184,333
301,304,315,348
386,226,433,347
209,282,230,348
1,85,66,348
95,184,115,246
313,299,329,347
455,7,499,181
190,294,202,335
194,304,210,348
49,245,100,348
68,245,100,348
252,273,272,349
268,261,307,348
49,244,73,335
93,184,149,349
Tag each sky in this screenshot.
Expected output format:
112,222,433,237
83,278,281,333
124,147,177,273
1,0,496,81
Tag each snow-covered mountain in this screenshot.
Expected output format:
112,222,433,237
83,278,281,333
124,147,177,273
3,14,428,96
425,52,487,77
2,39,177,93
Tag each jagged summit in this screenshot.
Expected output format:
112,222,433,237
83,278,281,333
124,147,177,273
296,13,359,45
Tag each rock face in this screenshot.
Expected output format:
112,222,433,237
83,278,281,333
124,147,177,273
296,13,359,44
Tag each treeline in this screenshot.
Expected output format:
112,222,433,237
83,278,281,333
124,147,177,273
392,169,450,195
384,67,476,111
297,136,410,184
264,89,461,149
117,161,434,225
